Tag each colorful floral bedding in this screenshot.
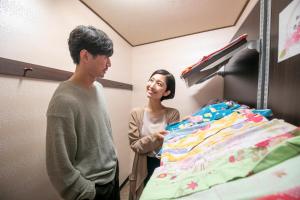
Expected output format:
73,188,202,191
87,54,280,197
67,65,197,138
140,103,299,200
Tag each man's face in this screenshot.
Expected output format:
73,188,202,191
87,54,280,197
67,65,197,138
87,53,111,78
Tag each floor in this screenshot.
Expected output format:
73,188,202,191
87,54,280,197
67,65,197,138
120,181,130,200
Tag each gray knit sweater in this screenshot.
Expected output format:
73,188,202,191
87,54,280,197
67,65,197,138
46,81,117,200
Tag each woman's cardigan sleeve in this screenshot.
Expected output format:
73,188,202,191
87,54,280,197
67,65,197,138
128,108,180,154
128,108,164,154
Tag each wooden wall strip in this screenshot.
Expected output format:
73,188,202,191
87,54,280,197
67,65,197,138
0,57,133,90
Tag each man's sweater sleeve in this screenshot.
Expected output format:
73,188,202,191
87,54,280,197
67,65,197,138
46,106,95,200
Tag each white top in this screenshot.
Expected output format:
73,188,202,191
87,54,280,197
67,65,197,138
141,110,167,157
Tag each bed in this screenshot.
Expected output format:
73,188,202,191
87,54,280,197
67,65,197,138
140,102,300,199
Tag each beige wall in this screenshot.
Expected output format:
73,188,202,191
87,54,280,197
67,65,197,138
0,0,258,199
132,28,231,118
0,0,132,199
131,0,258,118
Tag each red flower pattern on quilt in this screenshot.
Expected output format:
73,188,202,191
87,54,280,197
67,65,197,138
229,155,235,163
256,186,300,200
229,150,245,163
246,113,264,123
255,133,294,148
187,181,198,190
157,173,168,178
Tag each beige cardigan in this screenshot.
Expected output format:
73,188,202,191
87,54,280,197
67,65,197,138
128,107,180,200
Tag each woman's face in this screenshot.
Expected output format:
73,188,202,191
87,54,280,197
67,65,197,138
146,74,170,100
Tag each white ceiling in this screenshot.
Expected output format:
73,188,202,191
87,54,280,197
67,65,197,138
80,0,249,46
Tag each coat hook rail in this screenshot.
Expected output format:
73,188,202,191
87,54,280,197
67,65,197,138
0,57,133,90
23,67,33,77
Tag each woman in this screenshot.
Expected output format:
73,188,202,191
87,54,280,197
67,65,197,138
128,69,180,200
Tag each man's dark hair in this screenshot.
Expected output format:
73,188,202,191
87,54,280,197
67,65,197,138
149,69,176,101
68,25,113,64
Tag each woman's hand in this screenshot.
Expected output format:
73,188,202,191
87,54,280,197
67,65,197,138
154,130,168,141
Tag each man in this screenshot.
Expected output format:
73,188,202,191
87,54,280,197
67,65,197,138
46,25,119,200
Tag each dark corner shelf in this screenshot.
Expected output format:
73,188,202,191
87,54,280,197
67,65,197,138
181,36,259,87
